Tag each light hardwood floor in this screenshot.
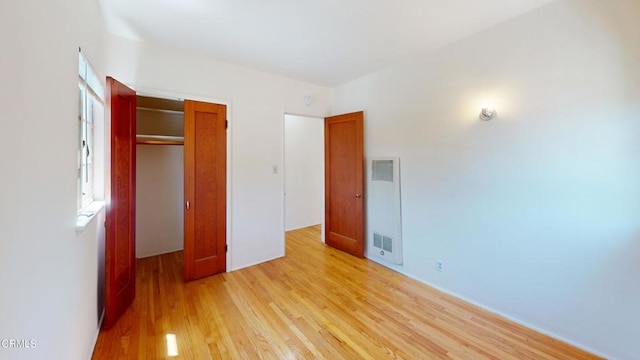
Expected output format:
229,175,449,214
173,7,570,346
92,226,600,359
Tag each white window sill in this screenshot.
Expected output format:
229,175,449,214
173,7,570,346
76,201,105,233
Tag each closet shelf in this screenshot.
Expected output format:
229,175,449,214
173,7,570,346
136,134,184,145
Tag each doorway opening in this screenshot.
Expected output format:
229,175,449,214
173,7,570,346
283,114,325,244
283,111,366,258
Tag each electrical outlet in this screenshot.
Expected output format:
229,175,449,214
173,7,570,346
436,260,444,272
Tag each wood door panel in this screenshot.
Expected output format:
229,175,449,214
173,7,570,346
194,111,218,258
104,77,136,329
328,231,360,255
325,112,365,258
184,100,227,281
113,100,133,291
327,120,358,239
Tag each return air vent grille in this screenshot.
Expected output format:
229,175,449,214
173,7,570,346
368,157,402,265
374,233,382,248
383,236,393,252
373,232,393,253
372,160,393,182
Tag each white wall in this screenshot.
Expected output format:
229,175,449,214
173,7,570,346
106,36,332,270
0,0,108,359
332,0,640,359
136,145,184,258
284,115,324,231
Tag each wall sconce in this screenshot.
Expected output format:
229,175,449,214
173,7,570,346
479,107,497,121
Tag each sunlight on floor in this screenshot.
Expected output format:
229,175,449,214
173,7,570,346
166,334,178,357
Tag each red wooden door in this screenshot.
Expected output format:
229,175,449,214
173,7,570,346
103,77,136,329
183,100,227,281
324,111,365,257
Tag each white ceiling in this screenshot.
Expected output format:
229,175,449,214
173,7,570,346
98,0,555,87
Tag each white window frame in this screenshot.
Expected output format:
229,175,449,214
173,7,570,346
78,50,105,213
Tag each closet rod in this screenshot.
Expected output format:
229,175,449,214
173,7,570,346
136,106,184,115
136,134,184,146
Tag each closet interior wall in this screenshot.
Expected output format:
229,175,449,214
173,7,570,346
135,96,185,258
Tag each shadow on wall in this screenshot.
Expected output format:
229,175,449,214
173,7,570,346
578,231,640,351
569,0,640,106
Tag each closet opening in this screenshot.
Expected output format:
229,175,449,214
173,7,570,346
135,95,186,259
104,79,229,328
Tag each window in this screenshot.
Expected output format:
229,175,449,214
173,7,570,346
78,50,104,211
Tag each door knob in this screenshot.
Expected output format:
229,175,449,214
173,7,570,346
355,194,362,198
186,201,190,210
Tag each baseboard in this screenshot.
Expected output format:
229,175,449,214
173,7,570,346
284,223,321,232
87,309,105,360
229,254,284,272
136,247,184,259
365,256,611,360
